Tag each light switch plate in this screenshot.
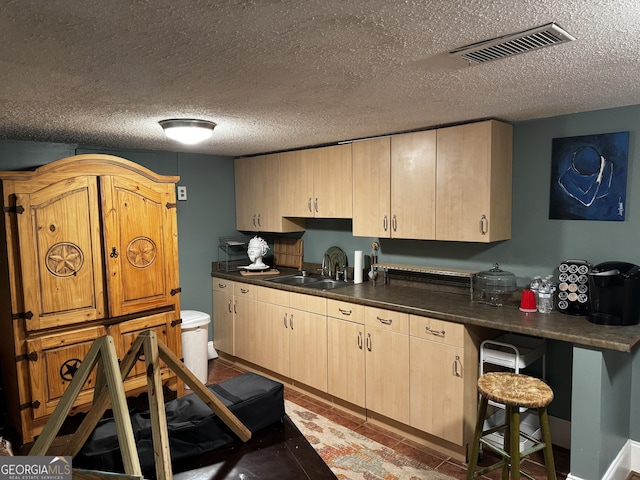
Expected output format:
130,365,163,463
177,185,187,201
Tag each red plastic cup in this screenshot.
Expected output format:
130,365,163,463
519,289,537,312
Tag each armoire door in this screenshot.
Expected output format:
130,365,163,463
101,175,179,317
26,325,108,418
15,175,106,331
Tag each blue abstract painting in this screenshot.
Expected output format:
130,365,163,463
549,131,629,221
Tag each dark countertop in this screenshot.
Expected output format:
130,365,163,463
212,268,640,353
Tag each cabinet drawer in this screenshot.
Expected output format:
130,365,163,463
365,307,409,334
290,292,326,315
213,277,234,293
235,282,257,299
327,299,364,324
410,315,464,347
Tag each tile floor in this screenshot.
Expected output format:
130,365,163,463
208,358,571,480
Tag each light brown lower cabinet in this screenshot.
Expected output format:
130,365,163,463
327,300,366,407
364,307,410,425
233,283,258,363
221,286,486,452
212,279,235,356
289,293,327,392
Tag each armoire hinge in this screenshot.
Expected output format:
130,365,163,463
15,352,38,363
3,205,25,214
166,202,177,209
171,318,182,327
170,287,182,296
19,400,40,411
12,311,34,320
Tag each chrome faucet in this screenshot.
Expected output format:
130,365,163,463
321,253,331,277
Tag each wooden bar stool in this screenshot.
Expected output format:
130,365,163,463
466,372,556,480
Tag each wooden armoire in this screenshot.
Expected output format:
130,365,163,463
0,154,184,443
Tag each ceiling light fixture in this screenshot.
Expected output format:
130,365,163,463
159,119,217,145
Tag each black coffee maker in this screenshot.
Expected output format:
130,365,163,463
587,261,640,325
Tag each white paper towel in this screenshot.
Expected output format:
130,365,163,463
354,250,364,284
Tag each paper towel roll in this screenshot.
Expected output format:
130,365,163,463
354,250,363,284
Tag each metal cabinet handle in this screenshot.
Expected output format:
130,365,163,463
383,215,388,232
314,197,319,213
218,282,227,289
377,316,392,325
110,246,119,258
308,197,312,212
233,301,237,314
257,213,262,227
480,214,488,235
228,299,232,313
290,313,294,330
425,326,445,337
283,313,288,328
366,332,372,351
392,214,397,232
338,308,352,316
357,331,363,350
454,355,462,378
240,288,249,294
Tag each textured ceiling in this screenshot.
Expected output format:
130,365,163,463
1,0,640,157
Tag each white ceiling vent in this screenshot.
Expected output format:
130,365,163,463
450,22,575,64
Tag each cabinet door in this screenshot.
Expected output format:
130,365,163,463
289,309,327,392
234,157,257,230
234,287,257,363
26,325,107,418
352,137,391,237
15,176,106,331
410,337,464,445
365,325,410,424
259,302,290,377
235,154,282,231
101,175,180,316
436,120,512,242
313,144,353,218
391,130,436,239
279,150,314,217
327,316,365,407
213,289,234,355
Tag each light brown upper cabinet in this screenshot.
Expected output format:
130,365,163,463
436,120,512,242
353,120,511,242
280,144,352,219
352,130,437,239
235,153,304,232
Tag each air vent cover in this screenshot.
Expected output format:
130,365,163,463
450,22,575,64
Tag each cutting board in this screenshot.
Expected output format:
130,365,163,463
273,238,304,270
240,268,280,276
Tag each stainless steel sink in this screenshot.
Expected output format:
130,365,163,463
268,275,321,286
267,274,350,290
303,279,349,290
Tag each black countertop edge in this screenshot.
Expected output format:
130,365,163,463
211,269,640,353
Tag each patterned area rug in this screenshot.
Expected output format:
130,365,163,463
285,400,456,480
